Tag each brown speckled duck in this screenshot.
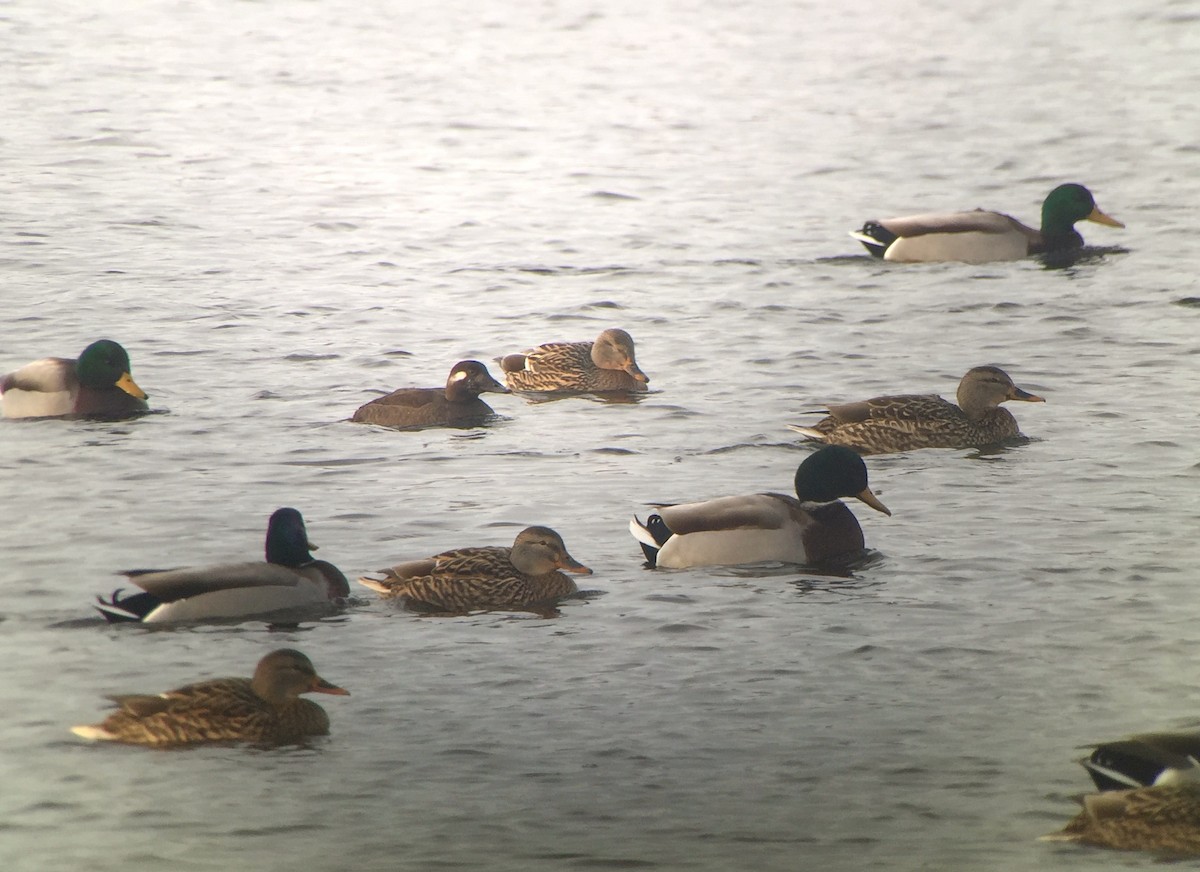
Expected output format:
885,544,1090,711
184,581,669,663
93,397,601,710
851,183,1123,264
0,339,148,419
788,366,1045,455
499,328,649,393
351,360,508,429
71,649,349,747
1043,786,1200,855
358,526,592,614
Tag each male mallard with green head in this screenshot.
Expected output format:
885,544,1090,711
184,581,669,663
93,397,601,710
629,446,890,569
1,339,148,419
788,366,1044,455
851,183,1123,264
94,507,349,624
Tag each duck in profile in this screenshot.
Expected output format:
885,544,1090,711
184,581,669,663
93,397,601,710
1080,731,1200,792
351,360,509,429
94,507,349,624
71,648,349,747
787,366,1045,455
629,445,890,569
1042,785,1200,855
499,328,649,393
358,526,592,614
0,339,149,419
850,183,1123,264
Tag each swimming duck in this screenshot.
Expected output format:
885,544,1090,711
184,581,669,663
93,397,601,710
629,445,890,569
1043,785,1200,855
787,366,1045,455
499,328,649,393
71,648,349,747
358,525,592,614
94,507,349,623
851,183,1123,264
1080,732,1200,792
0,339,148,419
351,360,509,429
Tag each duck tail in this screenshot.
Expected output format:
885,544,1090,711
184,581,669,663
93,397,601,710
93,588,156,624
356,574,392,594
786,424,829,443
629,515,674,567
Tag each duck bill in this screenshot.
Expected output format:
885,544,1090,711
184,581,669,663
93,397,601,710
1008,387,1046,403
115,372,148,400
626,364,649,384
484,378,511,394
1086,206,1124,229
558,553,594,576
311,676,350,696
855,487,891,517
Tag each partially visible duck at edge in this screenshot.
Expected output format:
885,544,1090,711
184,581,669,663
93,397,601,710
1080,730,1200,792
351,359,509,429
788,365,1045,455
358,525,592,614
499,328,649,393
0,338,149,419
629,445,891,569
71,648,349,747
94,507,349,624
1042,785,1200,856
851,183,1123,264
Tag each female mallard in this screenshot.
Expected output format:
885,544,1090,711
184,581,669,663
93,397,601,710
499,328,649,393
94,507,349,623
787,366,1045,455
0,339,148,419
351,360,509,429
1080,731,1200,792
71,648,349,747
358,526,592,614
851,183,1123,264
628,445,890,569
1043,786,1200,855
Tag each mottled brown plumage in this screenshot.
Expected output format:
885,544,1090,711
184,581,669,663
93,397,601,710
1044,786,1200,855
71,649,349,747
788,366,1045,455
351,360,508,429
358,526,592,614
500,328,648,393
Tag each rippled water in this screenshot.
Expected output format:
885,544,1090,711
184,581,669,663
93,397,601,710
2,0,1199,870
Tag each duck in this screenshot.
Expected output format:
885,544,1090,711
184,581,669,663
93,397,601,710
93,507,350,623
0,339,148,419
350,360,509,429
850,183,1123,264
628,445,891,569
1080,731,1200,792
1042,785,1200,855
499,328,649,393
357,525,592,614
71,648,349,747
787,365,1045,455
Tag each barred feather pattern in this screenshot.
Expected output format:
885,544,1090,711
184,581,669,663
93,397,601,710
86,678,331,746
503,341,646,393
805,395,1021,455
1051,786,1200,854
370,546,578,613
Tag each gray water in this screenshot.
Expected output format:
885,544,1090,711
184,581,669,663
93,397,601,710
2,0,1199,869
